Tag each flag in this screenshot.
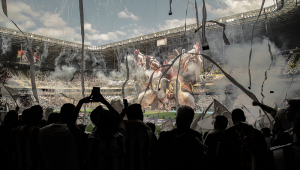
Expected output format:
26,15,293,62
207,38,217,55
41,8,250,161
190,113,203,133
0,83,19,105
33,52,40,61
160,119,174,132
197,99,232,130
17,50,26,58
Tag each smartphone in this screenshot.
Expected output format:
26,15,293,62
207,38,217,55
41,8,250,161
123,99,128,108
91,87,100,102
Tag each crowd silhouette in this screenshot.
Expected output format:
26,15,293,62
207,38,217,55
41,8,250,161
0,90,300,170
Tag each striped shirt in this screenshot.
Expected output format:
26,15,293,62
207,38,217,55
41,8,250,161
86,132,126,170
124,120,153,170
15,125,40,170
268,143,300,170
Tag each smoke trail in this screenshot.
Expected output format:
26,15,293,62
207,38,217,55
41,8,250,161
1,35,11,55
40,42,49,62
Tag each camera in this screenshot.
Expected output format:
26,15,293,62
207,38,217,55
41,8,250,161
90,87,101,102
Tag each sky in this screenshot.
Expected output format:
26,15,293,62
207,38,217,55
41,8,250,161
0,0,275,46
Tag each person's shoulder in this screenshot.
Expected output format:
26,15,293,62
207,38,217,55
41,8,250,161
270,143,293,151
125,120,151,131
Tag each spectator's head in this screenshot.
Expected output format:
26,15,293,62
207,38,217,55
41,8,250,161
90,106,103,125
21,109,31,125
176,105,194,129
214,115,228,130
47,112,59,125
59,103,75,123
3,110,18,128
285,99,300,124
30,105,43,125
127,104,143,121
232,109,246,125
96,110,118,138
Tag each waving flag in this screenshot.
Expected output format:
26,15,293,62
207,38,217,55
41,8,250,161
17,50,26,58
160,119,174,132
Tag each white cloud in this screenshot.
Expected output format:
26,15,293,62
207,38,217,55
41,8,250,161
84,23,98,34
118,7,140,20
0,1,39,30
206,0,275,17
34,27,81,42
158,18,196,31
40,12,66,28
73,41,92,46
86,30,126,44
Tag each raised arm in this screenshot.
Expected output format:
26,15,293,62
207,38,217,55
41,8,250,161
252,101,277,118
98,92,122,122
67,97,91,128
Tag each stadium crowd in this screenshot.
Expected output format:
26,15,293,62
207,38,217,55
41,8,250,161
0,88,300,170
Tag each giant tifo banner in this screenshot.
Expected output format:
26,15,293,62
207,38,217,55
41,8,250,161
17,50,40,63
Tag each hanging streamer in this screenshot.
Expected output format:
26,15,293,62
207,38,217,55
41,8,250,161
169,0,172,15
79,0,85,98
260,9,274,104
196,20,230,45
122,52,129,99
195,0,200,31
247,0,266,89
175,55,182,110
79,0,87,123
201,0,209,50
1,0,39,103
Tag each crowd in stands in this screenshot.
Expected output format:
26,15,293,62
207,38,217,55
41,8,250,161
0,88,300,170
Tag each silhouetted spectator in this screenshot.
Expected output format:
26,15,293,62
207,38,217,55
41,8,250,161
46,112,59,125
0,110,18,170
216,109,267,170
204,115,228,170
155,105,206,170
21,108,31,126
15,105,43,170
89,105,103,135
267,113,300,170
261,128,272,150
38,103,79,170
68,93,125,170
124,104,153,170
